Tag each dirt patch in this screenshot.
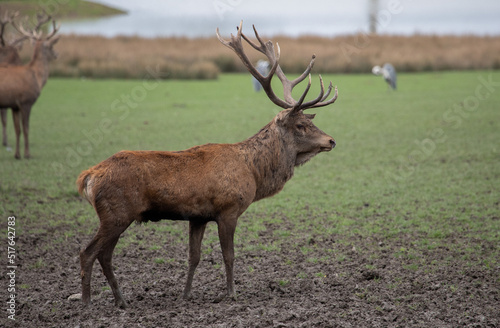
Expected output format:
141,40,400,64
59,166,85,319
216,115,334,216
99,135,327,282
3,216,498,328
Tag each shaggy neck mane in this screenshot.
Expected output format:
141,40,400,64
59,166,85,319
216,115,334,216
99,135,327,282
29,42,50,89
238,121,297,201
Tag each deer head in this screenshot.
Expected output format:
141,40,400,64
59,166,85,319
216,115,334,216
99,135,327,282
13,12,59,61
217,21,338,166
0,10,26,65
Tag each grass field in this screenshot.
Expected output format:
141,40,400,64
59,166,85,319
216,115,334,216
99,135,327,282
0,71,499,325
2,70,499,255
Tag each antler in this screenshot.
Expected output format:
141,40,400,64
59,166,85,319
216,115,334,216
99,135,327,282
217,21,338,113
0,10,20,46
13,10,59,41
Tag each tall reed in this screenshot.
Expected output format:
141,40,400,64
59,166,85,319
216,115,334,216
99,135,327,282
14,34,500,79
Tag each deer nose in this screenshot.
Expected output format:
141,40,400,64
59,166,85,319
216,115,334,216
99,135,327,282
330,139,336,149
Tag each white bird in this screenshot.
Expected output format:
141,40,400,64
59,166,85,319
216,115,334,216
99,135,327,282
252,60,270,92
372,63,397,90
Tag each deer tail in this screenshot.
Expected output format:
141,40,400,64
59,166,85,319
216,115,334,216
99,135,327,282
76,169,95,205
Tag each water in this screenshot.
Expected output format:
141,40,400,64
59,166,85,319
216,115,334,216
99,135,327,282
61,0,500,38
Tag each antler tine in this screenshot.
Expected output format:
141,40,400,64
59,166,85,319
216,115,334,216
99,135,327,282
44,19,60,40
240,24,281,82
217,21,290,109
320,81,334,102
310,85,338,109
299,75,326,110
34,9,51,31
13,20,35,39
293,74,313,110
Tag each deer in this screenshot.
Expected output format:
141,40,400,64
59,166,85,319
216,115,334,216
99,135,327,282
0,10,25,65
0,10,25,149
0,16,59,159
0,9,51,65
76,21,339,308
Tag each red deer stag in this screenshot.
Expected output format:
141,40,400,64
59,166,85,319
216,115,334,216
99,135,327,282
0,10,25,149
77,21,338,308
0,17,59,159
0,10,24,65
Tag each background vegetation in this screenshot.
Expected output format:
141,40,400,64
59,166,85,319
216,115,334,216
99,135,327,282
11,33,500,79
2,0,499,79
0,0,124,19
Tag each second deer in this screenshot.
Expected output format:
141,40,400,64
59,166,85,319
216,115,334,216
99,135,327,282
0,15,59,159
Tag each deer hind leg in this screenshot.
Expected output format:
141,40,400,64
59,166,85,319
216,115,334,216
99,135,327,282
80,222,129,307
11,108,21,159
1,109,8,148
80,234,101,306
97,233,126,308
183,220,207,299
217,215,238,300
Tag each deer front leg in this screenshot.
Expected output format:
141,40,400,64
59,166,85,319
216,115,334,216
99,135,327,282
1,109,8,148
11,109,21,159
183,220,207,299
20,106,31,159
217,216,238,300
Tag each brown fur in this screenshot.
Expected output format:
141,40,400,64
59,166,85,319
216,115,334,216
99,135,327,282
0,42,23,148
77,108,336,307
0,45,22,148
0,37,58,158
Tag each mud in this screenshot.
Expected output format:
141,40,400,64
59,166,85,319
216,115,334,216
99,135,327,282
3,216,498,328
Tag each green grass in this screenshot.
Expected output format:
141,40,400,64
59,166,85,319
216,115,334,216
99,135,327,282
0,71,499,271
0,0,125,19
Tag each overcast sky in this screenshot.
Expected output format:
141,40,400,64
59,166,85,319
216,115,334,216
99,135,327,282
63,0,500,37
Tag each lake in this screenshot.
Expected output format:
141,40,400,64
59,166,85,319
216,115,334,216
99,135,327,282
61,0,500,38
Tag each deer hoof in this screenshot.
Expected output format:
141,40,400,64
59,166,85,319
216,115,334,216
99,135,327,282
115,299,127,309
213,292,237,303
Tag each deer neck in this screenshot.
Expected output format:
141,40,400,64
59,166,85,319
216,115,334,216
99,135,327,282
241,121,297,201
28,42,50,89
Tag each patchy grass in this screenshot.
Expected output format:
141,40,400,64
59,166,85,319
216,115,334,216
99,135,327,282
0,72,499,311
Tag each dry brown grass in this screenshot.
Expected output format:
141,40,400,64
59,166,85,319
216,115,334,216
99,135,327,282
15,33,500,79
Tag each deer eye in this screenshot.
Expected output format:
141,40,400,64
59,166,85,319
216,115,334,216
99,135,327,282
296,124,306,131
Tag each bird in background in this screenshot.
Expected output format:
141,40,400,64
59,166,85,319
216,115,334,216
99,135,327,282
252,60,270,92
372,63,397,90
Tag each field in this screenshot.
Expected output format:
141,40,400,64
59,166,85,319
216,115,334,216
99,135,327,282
1,71,499,327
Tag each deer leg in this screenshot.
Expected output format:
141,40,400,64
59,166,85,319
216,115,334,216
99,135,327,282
80,234,101,306
81,221,129,307
11,108,21,159
20,106,31,159
217,216,238,300
183,220,207,299
1,109,7,147
97,233,126,308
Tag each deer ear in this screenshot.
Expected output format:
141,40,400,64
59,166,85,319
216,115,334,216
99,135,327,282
305,113,316,120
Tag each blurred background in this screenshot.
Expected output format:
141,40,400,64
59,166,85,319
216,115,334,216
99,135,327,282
62,0,500,38
1,0,500,78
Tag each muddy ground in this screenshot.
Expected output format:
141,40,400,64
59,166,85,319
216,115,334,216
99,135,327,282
3,215,498,328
